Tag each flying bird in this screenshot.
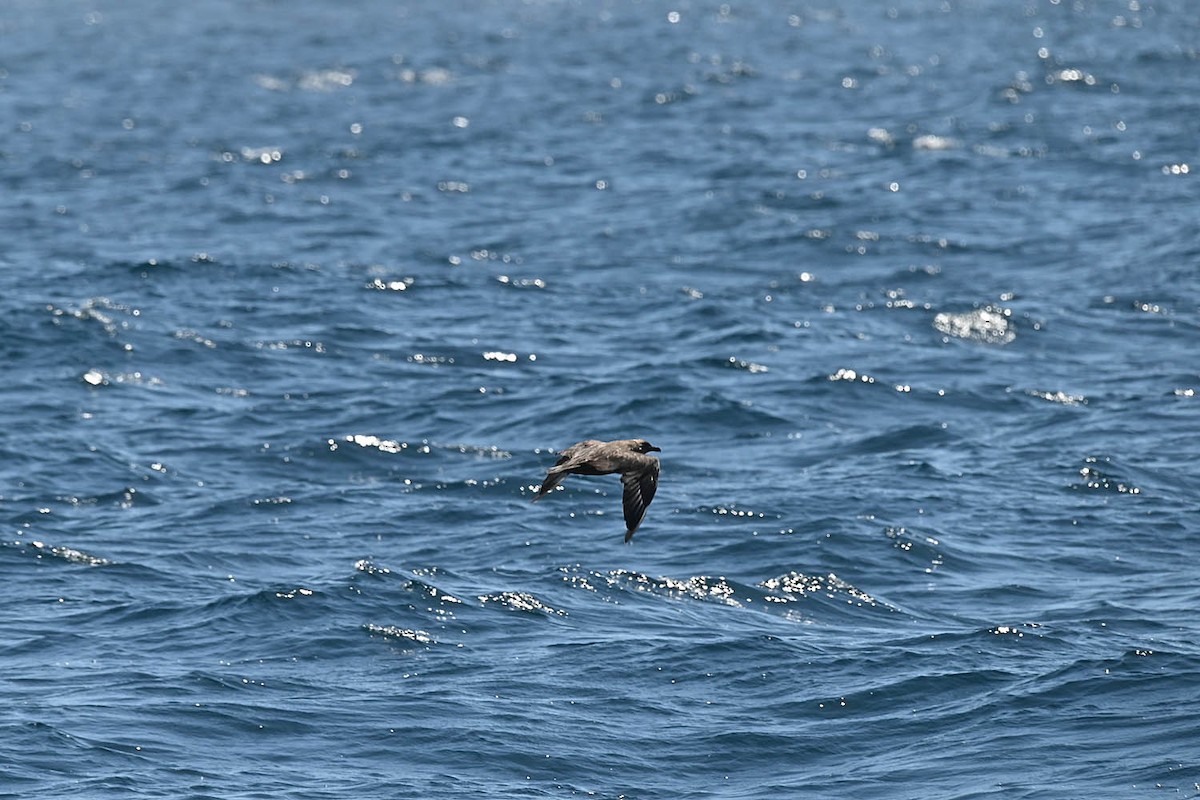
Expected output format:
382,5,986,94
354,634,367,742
533,438,661,542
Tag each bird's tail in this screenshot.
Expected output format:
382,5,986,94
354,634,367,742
532,469,567,502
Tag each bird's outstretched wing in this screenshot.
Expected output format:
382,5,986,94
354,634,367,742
620,460,659,543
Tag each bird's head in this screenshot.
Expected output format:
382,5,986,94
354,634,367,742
633,439,661,453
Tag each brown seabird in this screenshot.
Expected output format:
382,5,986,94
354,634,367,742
532,438,661,542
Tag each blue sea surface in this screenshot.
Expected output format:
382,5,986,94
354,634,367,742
2,1,1198,797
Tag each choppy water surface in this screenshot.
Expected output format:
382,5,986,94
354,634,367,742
2,1,1198,797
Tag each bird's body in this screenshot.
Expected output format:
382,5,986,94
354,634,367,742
533,438,661,542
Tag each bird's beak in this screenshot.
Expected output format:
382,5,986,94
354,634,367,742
649,445,661,452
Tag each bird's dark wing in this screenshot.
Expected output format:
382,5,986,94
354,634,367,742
620,460,659,542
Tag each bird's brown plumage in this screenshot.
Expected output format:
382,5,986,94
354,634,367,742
533,438,661,542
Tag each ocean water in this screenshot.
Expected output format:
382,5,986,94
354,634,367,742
2,1,1198,797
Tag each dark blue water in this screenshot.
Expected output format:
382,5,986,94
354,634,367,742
3,1,1199,797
